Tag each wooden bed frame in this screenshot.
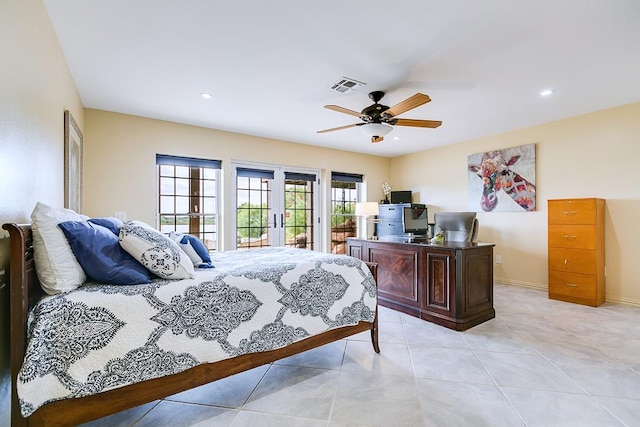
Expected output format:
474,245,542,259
3,223,380,427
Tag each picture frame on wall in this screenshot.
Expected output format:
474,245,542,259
467,143,536,212
64,110,83,213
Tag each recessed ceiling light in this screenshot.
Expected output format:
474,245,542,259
200,93,212,99
393,136,401,141
540,89,555,97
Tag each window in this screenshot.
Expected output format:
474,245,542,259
284,172,316,250
330,172,363,254
235,167,273,249
157,154,221,250
234,165,319,250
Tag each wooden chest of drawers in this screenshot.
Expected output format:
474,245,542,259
547,198,605,306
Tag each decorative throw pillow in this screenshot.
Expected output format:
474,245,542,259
31,202,87,295
88,217,124,236
126,220,155,229
119,224,194,279
58,221,152,285
169,232,215,268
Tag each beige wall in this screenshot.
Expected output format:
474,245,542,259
83,109,390,251
0,0,84,422
1,1,637,423
391,102,640,305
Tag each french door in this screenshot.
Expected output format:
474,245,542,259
233,163,319,250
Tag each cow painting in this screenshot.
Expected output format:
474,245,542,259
468,145,536,212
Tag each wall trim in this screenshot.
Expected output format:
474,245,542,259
604,295,640,307
494,277,640,307
494,277,546,291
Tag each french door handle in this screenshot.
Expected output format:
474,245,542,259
273,214,277,228
281,213,284,228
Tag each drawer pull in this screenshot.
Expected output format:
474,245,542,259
564,258,568,266
565,283,578,287
563,235,577,240
563,211,577,216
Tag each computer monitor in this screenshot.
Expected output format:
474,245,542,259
402,206,429,235
391,191,412,204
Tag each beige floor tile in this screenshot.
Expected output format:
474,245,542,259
242,365,338,420
416,379,524,427
502,387,625,427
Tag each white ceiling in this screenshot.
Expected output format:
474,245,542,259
43,0,640,157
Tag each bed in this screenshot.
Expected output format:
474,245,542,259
3,223,379,427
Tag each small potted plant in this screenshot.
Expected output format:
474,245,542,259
381,182,391,204
431,233,445,244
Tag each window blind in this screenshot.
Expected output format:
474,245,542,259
156,154,221,169
331,171,363,183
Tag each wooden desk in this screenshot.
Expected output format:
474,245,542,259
347,237,495,330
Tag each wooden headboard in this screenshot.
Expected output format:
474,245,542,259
2,223,43,427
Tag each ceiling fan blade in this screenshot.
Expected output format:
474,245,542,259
324,105,366,118
393,118,442,128
383,93,431,118
372,136,384,143
317,123,360,134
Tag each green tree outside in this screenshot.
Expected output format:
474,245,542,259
285,184,310,242
236,203,268,238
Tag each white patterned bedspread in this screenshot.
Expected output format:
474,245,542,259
18,248,377,416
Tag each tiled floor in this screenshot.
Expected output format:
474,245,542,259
83,284,640,426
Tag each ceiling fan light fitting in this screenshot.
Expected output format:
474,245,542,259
318,91,441,142
360,123,393,138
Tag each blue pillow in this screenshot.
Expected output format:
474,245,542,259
88,217,124,236
58,221,152,285
169,232,214,268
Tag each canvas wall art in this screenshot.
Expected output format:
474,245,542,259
64,110,83,213
467,143,536,212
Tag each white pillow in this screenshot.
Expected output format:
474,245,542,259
119,224,194,280
126,220,155,229
31,202,87,295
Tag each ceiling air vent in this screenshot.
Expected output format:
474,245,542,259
330,77,366,94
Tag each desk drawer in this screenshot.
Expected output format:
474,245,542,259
548,225,595,249
376,221,404,237
548,199,598,225
549,271,597,300
378,205,405,221
548,248,596,275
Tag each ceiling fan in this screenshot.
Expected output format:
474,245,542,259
317,91,442,143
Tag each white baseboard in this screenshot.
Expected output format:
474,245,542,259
603,295,640,307
494,277,546,291
493,277,640,307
